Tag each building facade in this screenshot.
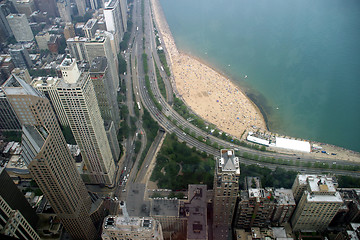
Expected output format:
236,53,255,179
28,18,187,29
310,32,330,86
89,56,120,129
0,2,14,42
57,0,72,23
9,45,33,69
2,75,98,239
0,195,40,240
31,76,69,126
0,88,21,131
213,149,240,240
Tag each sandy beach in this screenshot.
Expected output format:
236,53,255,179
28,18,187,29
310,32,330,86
150,0,266,140
150,0,360,163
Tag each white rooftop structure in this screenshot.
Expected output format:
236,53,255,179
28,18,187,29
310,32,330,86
273,137,311,153
247,134,269,146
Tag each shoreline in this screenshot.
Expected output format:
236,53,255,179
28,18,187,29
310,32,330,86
150,0,360,163
151,0,267,139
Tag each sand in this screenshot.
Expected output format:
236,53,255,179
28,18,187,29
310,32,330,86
150,0,266,140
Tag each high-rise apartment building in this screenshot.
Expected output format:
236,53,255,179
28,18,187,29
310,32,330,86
35,31,51,50
234,177,275,229
74,0,86,16
291,175,343,232
57,0,72,22
2,75,98,239
102,202,164,240
9,45,33,69
85,31,119,89
335,189,360,224
213,149,240,240
67,36,88,61
56,57,116,184
84,18,98,39
103,0,126,53
6,14,34,42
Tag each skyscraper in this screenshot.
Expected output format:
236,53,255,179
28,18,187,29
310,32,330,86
6,14,34,42
85,31,119,89
56,57,116,184
57,0,72,22
213,149,240,240
291,175,343,232
2,75,98,240
31,76,69,126
103,0,127,53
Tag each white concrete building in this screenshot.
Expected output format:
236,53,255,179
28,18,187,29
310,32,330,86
291,175,343,231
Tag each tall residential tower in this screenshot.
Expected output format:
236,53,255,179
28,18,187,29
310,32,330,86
56,57,116,184
1,75,97,239
213,149,240,240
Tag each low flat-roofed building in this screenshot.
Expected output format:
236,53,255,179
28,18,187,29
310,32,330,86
150,198,187,237
272,188,296,224
273,137,311,153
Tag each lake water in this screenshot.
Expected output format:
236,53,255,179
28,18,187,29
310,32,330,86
159,0,360,152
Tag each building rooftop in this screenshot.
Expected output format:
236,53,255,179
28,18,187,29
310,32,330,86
103,215,158,232
89,56,107,73
84,19,97,29
2,75,42,97
306,191,343,203
305,175,337,193
31,76,59,88
274,189,295,205
218,149,240,174
150,198,180,217
185,185,207,240
104,0,117,9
